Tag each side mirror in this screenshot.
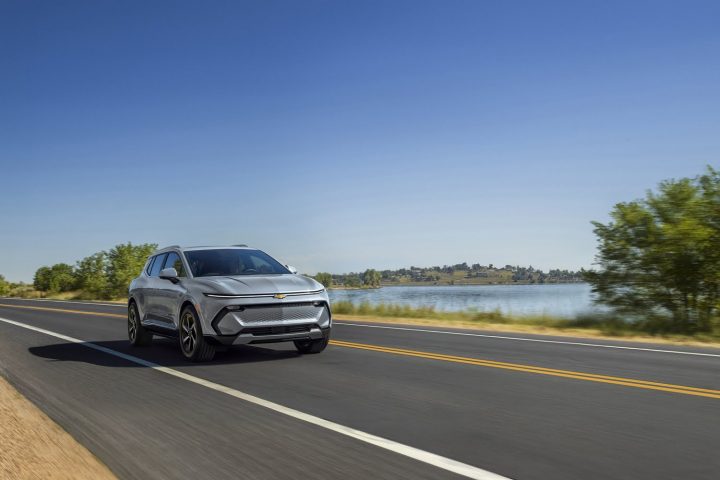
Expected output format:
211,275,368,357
286,265,298,274
159,267,179,283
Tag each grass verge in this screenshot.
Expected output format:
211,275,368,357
332,301,720,347
3,288,126,303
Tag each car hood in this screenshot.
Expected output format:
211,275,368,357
191,274,324,295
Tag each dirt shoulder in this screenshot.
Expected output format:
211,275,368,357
334,314,720,348
0,376,116,480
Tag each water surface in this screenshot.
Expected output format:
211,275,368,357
327,283,600,318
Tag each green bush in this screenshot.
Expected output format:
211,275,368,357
33,263,76,293
0,274,9,296
75,252,110,299
314,272,333,288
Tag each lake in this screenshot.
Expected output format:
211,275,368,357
327,283,601,318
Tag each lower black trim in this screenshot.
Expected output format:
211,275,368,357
249,337,308,344
144,323,178,338
205,335,234,346
241,324,312,336
205,326,331,346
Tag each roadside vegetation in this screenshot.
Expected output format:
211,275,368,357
5,243,157,301
332,301,720,344
0,274,9,296
584,166,720,336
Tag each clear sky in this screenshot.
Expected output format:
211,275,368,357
1,1,719,282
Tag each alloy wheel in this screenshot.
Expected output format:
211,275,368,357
128,307,137,341
181,312,197,354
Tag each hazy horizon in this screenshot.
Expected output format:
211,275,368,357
2,1,719,282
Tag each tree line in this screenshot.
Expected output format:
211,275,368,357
314,264,584,287
31,243,157,299
313,269,381,289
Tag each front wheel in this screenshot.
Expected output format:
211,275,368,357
294,330,330,354
179,306,215,362
128,302,153,346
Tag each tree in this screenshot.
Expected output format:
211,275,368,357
75,252,110,298
33,264,76,292
362,268,381,288
33,266,52,291
50,264,76,292
314,272,333,288
0,274,8,295
107,242,157,297
584,167,720,333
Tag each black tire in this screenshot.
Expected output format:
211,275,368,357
179,306,215,362
294,330,330,354
128,302,153,346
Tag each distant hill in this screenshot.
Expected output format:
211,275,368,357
329,263,584,287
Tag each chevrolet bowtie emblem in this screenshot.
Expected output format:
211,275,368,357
273,294,286,299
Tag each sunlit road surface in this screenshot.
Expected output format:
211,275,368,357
0,298,718,479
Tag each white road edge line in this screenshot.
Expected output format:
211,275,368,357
334,323,720,358
0,316,509,480
4,297,717,358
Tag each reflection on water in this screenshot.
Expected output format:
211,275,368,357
327,283,601,318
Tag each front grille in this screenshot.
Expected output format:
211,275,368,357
237,303,324,324
242,324,313,336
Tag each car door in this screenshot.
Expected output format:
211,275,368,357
155,251,188,328
132,256,156,319
143,253,167,324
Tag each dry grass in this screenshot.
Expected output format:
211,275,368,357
333,313,720,348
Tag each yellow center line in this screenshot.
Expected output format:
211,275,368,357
0,303,126,318
1,302,717,399
329,340,720,399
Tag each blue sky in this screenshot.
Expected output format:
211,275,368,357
1,1,719,281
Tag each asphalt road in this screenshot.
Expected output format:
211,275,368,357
0,297,719,480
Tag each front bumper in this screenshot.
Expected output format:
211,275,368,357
208,325,329,346
199,291,332,346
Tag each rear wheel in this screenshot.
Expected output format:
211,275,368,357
128,302,152,346
179,306,215,362
294,330,330,354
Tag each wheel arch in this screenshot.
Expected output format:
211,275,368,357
179,299,202,330
127,296,140,318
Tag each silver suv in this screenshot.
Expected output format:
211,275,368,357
127,245,331,362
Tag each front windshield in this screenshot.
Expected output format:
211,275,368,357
184,249,290,277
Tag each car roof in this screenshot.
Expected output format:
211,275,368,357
152,245,253,255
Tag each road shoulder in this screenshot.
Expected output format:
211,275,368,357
0,374,116,480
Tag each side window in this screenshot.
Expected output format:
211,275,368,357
145,256,156,275
164,252,186,277
149,253,167,277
